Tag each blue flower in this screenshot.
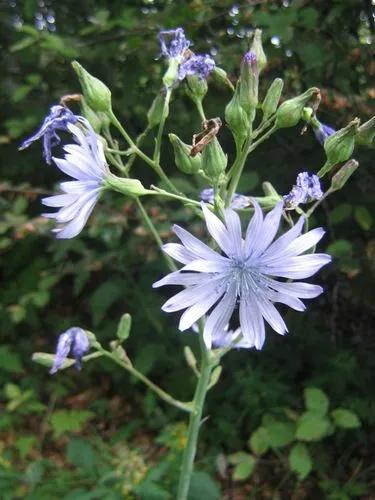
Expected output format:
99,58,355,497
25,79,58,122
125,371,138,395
158,27,190,59
314,123,335,145
284,172,323,209
19,105,79,164
41,119,108,239
200,188,250,210
153,201,331,350
50,327,89,374
178,54,215,81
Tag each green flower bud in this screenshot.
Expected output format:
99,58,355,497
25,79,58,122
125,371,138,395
211,66,234,91
80,98,105,133
105,175,150,197
239,51,259,120
72,61,111,113
330,159,359,192
147,92,169,129
201,137,228,182
250,29,267,73
318,118,360,177
356,116,375,147
163,58,179,88
262,78,284,120
225,81,250,147
275,87,320,129
169,133,202,174
185,74,208,102
116,313,132,342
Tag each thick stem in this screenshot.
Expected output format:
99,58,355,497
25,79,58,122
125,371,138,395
176,335,213,499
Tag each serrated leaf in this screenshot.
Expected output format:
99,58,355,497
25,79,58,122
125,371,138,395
289,443,312,480
249,427,269,455
304,387,329,416
296,412,330,441
331,408,361,429
116,313,132,341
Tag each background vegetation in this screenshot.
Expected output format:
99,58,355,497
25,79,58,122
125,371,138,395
0,0,374,498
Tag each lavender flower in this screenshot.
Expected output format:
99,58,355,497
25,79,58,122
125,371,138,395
153,201,331,350
178,54,215,81
19,105,78,164
41,119,108,239
284,172,323,209
159,27,190,59
314,123,335,145
50,327,89,374
200,188,250,210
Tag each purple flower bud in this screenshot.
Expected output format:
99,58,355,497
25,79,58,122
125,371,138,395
50,327,89,374
284,172,323,209
314,123,335,145
200,188,250,210
178,54,215,81
158,27,190,59
242,51,257,70
19,105,78,164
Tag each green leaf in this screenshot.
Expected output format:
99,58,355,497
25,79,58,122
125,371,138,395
50,410,94,438
66,438,97,473
15,435,37,459
327,239,352,258
331,408,361,429
89,279,125,325
188,471,221,500
288,443,312,480
354,206,373,231
296,412,330,441
328,203,352,225
232,455,256,481
304,387,329,416
116,313,132,342
0,346,23,373
263,420,295,448
249,426,270,455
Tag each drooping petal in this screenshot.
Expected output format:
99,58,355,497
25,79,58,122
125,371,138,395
54,192,99,239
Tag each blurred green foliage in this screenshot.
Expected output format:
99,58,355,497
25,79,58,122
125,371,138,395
0,0,374,498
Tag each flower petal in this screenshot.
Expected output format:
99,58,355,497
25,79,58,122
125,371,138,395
54,192,99,239
201,203,233,256
172,224,226,262
153,271,211,288
203,282,237,349
252,201,283,257
262,253,331,279
245,199,264,257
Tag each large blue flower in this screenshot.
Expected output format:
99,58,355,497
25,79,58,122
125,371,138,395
153,201,331,350
19,105,78,164
41,119,108,239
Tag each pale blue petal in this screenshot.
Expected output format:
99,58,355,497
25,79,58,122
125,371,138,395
203,282,237,349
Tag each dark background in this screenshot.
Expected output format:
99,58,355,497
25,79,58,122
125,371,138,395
0,0,374,498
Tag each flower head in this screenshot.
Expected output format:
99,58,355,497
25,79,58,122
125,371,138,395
178,54,215,81
41,119,108,239
314,122,335,145
284,172,323,209
200,188,250,210
158,27,190,59
19,105,78,164
50,327,89,374
153,201,331,350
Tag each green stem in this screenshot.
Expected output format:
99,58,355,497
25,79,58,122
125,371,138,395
194,98,206,121
154,88,172,164
102,350,192,413
176,334,214,499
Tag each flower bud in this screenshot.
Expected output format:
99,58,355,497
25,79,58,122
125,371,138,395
163,58,179,88
116,313,132,342
147,92,169,128
185,75,208,102
201,137,227,181
275,87,320,129
250,29,267,73
211,66,234,91
318,118,360,176
356,117,375,147
72,61,112,113
169,133,202,174
262,78,284,120
225,82,250,147
330,159,359,192
80,98,105,133
105,175,150,197
239,51,259,120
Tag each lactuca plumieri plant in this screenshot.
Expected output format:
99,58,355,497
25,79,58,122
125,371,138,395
22,27,374,499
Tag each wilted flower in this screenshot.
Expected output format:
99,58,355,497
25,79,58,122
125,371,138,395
200,188,250,210
314,122,335,145
42,119,108,238
50,327,89,374
158,27,190,59
19,105,78,164
178,54,216,81
153,201,331,349
284,172,323,209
